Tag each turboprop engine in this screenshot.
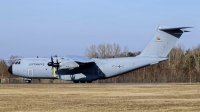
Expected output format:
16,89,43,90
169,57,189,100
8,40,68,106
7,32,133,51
47,56,79,70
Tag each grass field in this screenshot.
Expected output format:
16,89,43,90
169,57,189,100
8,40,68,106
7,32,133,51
0,83,200,112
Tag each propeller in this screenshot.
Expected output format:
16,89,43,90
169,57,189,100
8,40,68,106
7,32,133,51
47,55,60,70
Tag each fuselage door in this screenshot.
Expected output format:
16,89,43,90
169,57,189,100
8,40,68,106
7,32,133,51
28,69,33,77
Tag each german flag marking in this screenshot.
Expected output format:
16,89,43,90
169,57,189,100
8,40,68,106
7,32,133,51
157,37,161,42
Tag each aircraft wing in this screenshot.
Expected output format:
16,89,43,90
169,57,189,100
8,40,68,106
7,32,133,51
59,56,94,70
64,55,94,63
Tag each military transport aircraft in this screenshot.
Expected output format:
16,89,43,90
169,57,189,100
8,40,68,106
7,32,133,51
8,25,192,83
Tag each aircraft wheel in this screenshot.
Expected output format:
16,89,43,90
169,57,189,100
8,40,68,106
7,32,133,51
73,81,79,83
80,81,85,83
25,80,31,83
87,81,92,83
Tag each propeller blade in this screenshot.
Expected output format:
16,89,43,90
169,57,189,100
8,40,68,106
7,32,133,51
51,55,53,63
56,57,59,70
51,55,54,69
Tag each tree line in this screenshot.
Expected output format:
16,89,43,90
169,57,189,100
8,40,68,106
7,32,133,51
1,43,200,83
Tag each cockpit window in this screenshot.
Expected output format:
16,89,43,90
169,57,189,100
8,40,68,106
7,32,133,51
15,61,21,64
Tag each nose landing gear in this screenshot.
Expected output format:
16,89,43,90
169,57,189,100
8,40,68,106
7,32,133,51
24,78,32,83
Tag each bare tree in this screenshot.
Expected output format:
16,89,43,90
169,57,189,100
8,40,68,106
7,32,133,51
85,45,98,58
85,43,128,58
113,43,121,57
0,59,13,78
97,43,106,58
105,44,113,58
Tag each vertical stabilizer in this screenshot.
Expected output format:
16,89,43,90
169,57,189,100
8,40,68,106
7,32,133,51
139,25,192,57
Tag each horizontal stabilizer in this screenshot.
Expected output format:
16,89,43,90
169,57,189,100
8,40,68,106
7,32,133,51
159,27,192,31
159,26,193,32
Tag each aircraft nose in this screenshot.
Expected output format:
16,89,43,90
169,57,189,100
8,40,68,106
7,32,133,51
8,65,13,74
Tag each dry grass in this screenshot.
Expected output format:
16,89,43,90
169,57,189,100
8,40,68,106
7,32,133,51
0,83,200,112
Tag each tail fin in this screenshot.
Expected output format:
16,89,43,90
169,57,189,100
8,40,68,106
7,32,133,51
139,25,192,57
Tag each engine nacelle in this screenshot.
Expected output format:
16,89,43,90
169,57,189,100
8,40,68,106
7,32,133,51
59,60,79,70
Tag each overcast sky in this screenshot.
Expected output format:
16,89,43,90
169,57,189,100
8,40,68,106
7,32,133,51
0,0,199,59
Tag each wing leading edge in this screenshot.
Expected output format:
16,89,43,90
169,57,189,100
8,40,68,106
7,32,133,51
64,55,94,63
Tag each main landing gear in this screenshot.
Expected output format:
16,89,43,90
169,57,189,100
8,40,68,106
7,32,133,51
73,81,92,83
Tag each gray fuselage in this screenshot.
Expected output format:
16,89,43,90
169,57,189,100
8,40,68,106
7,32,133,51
11,57,167,81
